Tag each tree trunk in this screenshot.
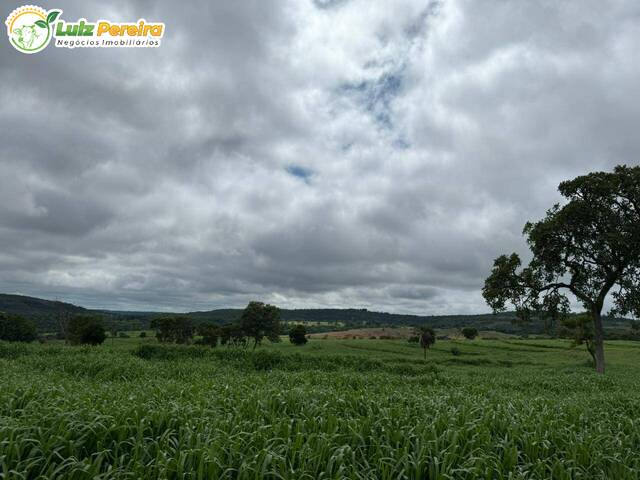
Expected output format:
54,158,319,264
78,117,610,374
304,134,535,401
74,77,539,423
592,310,605,374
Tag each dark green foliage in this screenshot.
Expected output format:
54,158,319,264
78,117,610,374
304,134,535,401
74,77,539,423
239,301,281,349
483,165,640,373
416,326,436,359
559,313,596,364
0,312,37,342
289,324,308,345
251,350,284,370
461,327,478,340
150,316,194,344
196,324,220,347
139,331,147,338
450,346,462,356
67,315,106,346
219,323,248,347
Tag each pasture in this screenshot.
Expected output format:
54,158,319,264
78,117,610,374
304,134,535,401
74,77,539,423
1,336,640,479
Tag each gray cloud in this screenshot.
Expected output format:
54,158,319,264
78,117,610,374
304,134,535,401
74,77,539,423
1,0,639,314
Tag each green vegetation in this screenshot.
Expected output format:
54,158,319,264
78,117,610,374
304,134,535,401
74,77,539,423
239,301,281,349
417,326,436,358
0,312,36,342
2,293,637,340
288,324,308,345
66,315,106,346
461,327,478,340
484,165,640,373
150,316,194,343
1,336,640,478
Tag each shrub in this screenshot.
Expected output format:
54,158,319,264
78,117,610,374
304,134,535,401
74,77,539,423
461,327,478,340
289,324,308,345
415,327,436,359
0,312,37,343
251,350,284,370
450,346,461,356
67,316,106,346
150,316,194,344
196,324,220,347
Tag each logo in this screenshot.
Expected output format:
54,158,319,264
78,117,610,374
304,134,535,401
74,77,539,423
6,5,164,54
6,5,59,54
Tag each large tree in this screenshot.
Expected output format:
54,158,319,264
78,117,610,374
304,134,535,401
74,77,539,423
483,165,640,374
240,301,281,349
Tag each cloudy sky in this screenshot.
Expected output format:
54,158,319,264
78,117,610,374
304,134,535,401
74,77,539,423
1,0,639,313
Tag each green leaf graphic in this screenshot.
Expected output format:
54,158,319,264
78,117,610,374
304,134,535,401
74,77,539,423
35,20,48,29
46,11,60,24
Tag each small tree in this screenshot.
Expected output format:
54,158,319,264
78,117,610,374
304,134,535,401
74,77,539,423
0,312,37,342
483,165,640,374
67,315,106,346
240,301,281,349
559,313,596,365
196,324,220,347
220,323,248,347
150,316,194,344
461,327,478,340
289,324,308,345
416,326,435,359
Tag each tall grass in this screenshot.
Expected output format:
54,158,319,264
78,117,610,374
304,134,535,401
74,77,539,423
1,339,639,479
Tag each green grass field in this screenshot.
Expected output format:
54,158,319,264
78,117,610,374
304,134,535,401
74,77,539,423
1,337,640,479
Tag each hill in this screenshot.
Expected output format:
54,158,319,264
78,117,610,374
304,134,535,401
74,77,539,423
1,293,636,336
0,294,87,331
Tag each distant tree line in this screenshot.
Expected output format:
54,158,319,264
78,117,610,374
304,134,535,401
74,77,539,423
149,301,302,349
0,311,107,345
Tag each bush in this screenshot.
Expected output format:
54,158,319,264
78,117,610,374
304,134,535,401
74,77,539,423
450,346,461,356
150,316,194,344
461,327,478,340
67,316,106,346
139,331,147,338
416,327,436,358
196,324,220,347
289,324,308,345
251,350,284,370
0,312,37,343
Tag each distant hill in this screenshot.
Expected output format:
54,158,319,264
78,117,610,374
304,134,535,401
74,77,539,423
0,294,153,332
184,308,559,334
0,293,88,321
1,293,636,336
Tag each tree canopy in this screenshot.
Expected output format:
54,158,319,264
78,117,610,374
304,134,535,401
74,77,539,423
0,312,37,342
67,315,106,346
240,301,281,349
150,316,194,344
289,324,308,345
483,165,640,373
415,326,435,359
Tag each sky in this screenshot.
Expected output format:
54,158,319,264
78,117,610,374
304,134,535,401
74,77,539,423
1,0,639,314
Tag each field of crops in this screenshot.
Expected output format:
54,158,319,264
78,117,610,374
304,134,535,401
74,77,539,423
1,337,640,479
